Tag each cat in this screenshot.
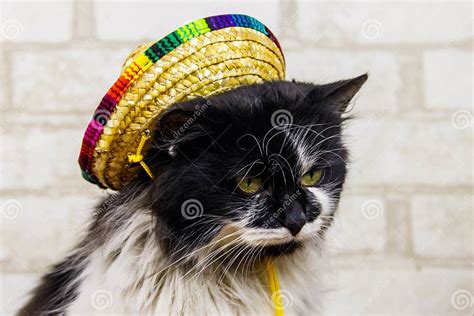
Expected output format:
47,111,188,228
20,74,367,316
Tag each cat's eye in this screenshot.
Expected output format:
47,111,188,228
236,177,262,194
301,170,323,187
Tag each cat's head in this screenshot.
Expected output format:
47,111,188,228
133,74,367,264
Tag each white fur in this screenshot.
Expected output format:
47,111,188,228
66,208,327,315
299,187,336,237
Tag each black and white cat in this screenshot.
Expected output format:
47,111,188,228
20,74,367,315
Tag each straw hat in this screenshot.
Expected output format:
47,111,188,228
79,14,286,190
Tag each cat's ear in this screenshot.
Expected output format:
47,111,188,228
155,101,211,143
313,73,368,112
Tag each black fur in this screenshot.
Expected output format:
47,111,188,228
20,75,367,314
139,75,368,259
18,253,88,315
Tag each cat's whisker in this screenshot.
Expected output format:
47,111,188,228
230,159,264,179
232,243,260,281
237,133,264,157
267,153,296,188
217,241,251,284
145,229,245,280
262,123,326,156
189,236,248,280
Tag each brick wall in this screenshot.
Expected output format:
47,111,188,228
1,1,472,314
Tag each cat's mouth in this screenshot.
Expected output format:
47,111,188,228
209,222,318,252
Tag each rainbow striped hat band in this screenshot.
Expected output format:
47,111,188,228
79,14,286,190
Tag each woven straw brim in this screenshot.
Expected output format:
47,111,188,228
80,16,285,190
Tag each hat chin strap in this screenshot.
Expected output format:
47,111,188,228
267,259,284,316
127,131,154,180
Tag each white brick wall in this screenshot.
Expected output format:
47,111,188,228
95,0,282,41
0,127,95,190
324,267,472,315
326,196,386,254
1,195,95,272
347,118,472,186
0,1,472,315
0,1,74,43
285,50,401,114
10,49,129,113
423,50,473,109
411,195,473,259
0,49,6,107
294,1,472,44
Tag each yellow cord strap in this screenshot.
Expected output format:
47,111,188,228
128,131,154,179
266,259,284,316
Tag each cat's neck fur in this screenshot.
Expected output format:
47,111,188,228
66,206,324,315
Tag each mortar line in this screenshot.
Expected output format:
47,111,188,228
0,38,472,51
1,46,13,111
279,0,298,40
72,0,95,40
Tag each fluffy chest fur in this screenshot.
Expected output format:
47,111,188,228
67,211,323,316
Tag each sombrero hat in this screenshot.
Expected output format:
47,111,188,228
79,14,286,190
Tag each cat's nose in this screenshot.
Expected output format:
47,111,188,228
282,202,307,236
